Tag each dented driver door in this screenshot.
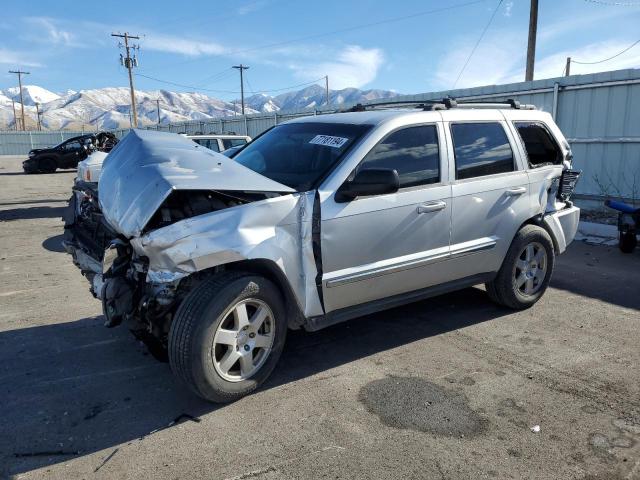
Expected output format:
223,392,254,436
317,122,452,314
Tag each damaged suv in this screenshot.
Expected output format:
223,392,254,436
68,100,580,402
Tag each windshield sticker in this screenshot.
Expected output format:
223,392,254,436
309,135,349,148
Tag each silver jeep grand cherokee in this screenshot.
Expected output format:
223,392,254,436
80,99,581,403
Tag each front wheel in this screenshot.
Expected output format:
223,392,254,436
485,225,555,310
169,272,287,403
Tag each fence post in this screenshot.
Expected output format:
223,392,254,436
29,131,34,150
244,116,248,136
552,82,559,121
274,113,278,126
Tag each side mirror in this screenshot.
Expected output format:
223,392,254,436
335,168,400,203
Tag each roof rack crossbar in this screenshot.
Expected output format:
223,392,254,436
340,97,536,113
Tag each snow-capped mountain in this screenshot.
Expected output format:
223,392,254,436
0,84,400,130
245,84,400,113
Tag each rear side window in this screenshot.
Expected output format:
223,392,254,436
193,138,220,152
514,122,562,168
359,125,440,188
222,138,247,149
451,123,514,180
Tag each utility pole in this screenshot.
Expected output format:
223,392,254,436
35,102,42,131
155,98,161,125
565,57,571,77
112,32,140,128
9,70,30,131
11,99,18,131
525,0,538,82
232,64,249,115
325,75,330,107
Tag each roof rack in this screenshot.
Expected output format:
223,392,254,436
343,97,536,113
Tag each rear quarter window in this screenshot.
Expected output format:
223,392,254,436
514,122,563,168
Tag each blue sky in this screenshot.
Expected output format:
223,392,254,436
1,0,639,100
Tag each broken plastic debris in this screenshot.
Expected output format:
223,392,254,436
530,425,541,433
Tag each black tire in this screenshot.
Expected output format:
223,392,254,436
169,272,287,403
40,157,57,173
485,224,555,310
619,232,637,253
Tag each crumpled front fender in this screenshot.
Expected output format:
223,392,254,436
130,192,324,318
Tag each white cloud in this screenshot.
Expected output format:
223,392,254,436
25,17,76,46
0,48,42,67
433,35,640,91
534,40,640,79
503,1,514,17
432,32,524,90
291,45,384,89
143,34,226,56
237,0,268,15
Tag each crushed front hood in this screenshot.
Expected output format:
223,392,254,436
99,129,294,238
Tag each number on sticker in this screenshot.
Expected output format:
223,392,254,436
309,135,349,148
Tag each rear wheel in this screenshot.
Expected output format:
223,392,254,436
169,272,287,403
485,225,555,309
619,232,637,253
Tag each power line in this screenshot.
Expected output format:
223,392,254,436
144,0,488,73
251,77,327,94
452,0,503,88
136,71,329,97
583,0,640,6
136,73,240,93
570,39,640,64
193,68,236,88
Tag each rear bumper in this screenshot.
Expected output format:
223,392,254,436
543,204,580,254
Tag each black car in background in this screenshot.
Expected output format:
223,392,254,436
23,132,118,174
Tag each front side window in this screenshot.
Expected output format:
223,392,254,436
233,122,372,191
514,122,562,168
358,125,440,188
451,123,514,180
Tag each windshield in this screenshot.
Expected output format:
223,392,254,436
233,122,372,191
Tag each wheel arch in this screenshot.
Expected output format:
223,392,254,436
519,214,561,254
214,258,307,329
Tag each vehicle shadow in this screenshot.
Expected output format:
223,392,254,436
42,234,66,253
0,205,67,221
0,287,506,477
0,170,75,176
550,242,640,311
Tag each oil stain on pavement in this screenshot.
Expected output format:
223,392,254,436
359,376,487,437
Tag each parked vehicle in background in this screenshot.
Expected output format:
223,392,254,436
22,132,117,174
605,199,639,253
188,134,251,153
64,99,581,403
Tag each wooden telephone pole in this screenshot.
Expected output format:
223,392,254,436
232,64,249,115
112,32,140,128
8,70,30,131
525,0,539,81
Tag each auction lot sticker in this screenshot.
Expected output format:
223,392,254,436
309,135,349,148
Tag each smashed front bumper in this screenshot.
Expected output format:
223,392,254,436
62,182,117,297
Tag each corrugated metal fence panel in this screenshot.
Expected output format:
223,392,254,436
0,131,87,155
1,69,639,200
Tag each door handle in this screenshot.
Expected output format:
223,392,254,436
505,187,527,196
417,201,447,214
